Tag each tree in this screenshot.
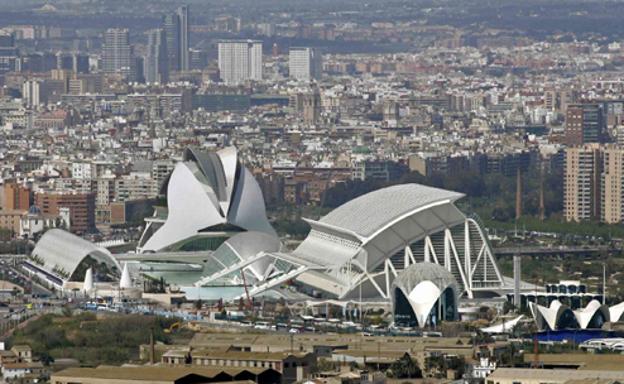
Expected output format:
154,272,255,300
388,353,422,379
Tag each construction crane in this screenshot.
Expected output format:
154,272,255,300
164,322,181,334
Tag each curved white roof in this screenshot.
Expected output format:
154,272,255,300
31,229,120,282
141,147,276,252
320,184,464,238
574,299,609,329
295,183,467,275
391,262,459,328
530,299,617,331
215,231,281,279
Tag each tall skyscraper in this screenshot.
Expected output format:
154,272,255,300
564,144,602,222
102,28,131,77
289,47,322,81
163,13,180,71
564,103,606,146
162,5,190,72
22,79,42,108
601,146,624,224
177,5,190,71
0,30,19,74
218,40,262,84
144,28,168,84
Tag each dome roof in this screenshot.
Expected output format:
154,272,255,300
392,262,458,295
391,262,459,328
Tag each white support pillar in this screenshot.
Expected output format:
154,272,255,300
448,228,472,299
384,260,391,298
464,220,472,289
424,237,430,263
364,271,387,299
444,229,452,272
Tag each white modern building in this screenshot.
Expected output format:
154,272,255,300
289,47,322,81
391,262,458,328
529,299,624,331
25,229,120,291
137,146,276,253
218,40,263,84
195,183,505,301
30,148,509,307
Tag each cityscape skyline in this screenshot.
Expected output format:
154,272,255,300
0,1,624,383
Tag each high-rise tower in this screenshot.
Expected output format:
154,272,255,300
289,47,322,81
144,28,168,84
162,5,189,72
177,5,190,71
218,40,263,84
102,28,131,77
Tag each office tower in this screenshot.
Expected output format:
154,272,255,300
177,5,189,71
218,40,262,84
189,49,208,70
34,191,95,234
162,5,190,72
4,182,31,211
56,52,88,74
133,56,144,83
163,13,180,71
215,16,242,33
56,52,73,71
144,28,168,84
601,146,624,224
564,145,602,222
102,28,131,77
22,79,42,108
0,30,19,74
289,47,322,81
565,103,606,146
73,53,90,74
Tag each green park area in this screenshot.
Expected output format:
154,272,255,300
8,311,188,366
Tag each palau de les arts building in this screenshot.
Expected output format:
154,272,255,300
25,146,624,329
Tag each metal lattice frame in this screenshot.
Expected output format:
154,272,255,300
331,218,503,300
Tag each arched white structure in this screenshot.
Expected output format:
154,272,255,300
26,229,120,289
529,299,619,331
193,231,281,287
609,301,624,323
391,262,459,328
226,183,504,301
575,300,610,329
138,147,276,253
294,184,502,299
